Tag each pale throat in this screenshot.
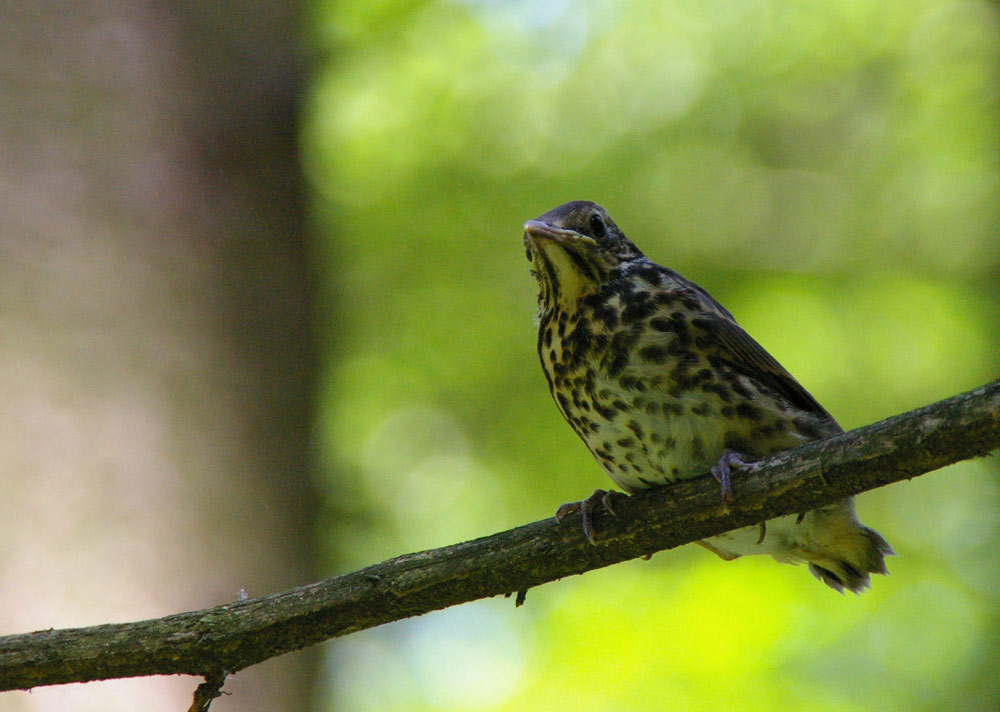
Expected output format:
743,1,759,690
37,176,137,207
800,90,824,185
539,249,599,311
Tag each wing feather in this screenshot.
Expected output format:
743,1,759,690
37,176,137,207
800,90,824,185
664,267,841,433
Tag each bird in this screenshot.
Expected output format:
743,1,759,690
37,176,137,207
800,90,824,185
523,200,893,593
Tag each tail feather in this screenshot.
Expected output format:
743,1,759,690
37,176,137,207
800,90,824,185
808,526,894,594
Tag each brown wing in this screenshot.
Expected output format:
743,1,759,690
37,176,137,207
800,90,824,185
673,272,841,433
710,315,839,427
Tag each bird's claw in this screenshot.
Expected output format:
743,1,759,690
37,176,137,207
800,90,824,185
555,488,624,544
711,449,759,512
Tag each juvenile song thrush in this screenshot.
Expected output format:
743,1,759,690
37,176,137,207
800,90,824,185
524,200,892,593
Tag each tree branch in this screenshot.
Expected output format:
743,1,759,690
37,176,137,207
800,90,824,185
2,378,999,693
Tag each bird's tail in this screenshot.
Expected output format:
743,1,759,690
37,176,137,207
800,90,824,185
805,507,894,593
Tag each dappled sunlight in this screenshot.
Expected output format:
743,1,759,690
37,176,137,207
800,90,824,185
328,603,529,712
722,275,996,421
518,561,882,711
306,0,1000,709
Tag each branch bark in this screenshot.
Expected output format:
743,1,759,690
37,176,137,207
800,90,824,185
2,378,999,693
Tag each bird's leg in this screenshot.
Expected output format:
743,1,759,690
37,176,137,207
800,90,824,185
555,488,624,544
711,449,760,512
599,488,624,516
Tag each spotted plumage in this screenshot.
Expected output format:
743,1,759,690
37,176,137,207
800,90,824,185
524,200,892,593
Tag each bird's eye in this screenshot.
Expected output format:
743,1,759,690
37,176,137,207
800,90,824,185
525,244,533,262
589,212,607,238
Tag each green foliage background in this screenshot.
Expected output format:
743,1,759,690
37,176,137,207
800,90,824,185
302,1,1000,709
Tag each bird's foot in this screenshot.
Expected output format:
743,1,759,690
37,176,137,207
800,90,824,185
555,488,624,544
711,449,759,512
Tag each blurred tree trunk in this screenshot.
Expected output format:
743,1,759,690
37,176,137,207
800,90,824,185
0,2,318,710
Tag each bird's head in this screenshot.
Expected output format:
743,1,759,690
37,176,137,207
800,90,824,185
523,201,642,311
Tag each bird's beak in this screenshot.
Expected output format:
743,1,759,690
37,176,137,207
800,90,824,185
523,220,597,248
